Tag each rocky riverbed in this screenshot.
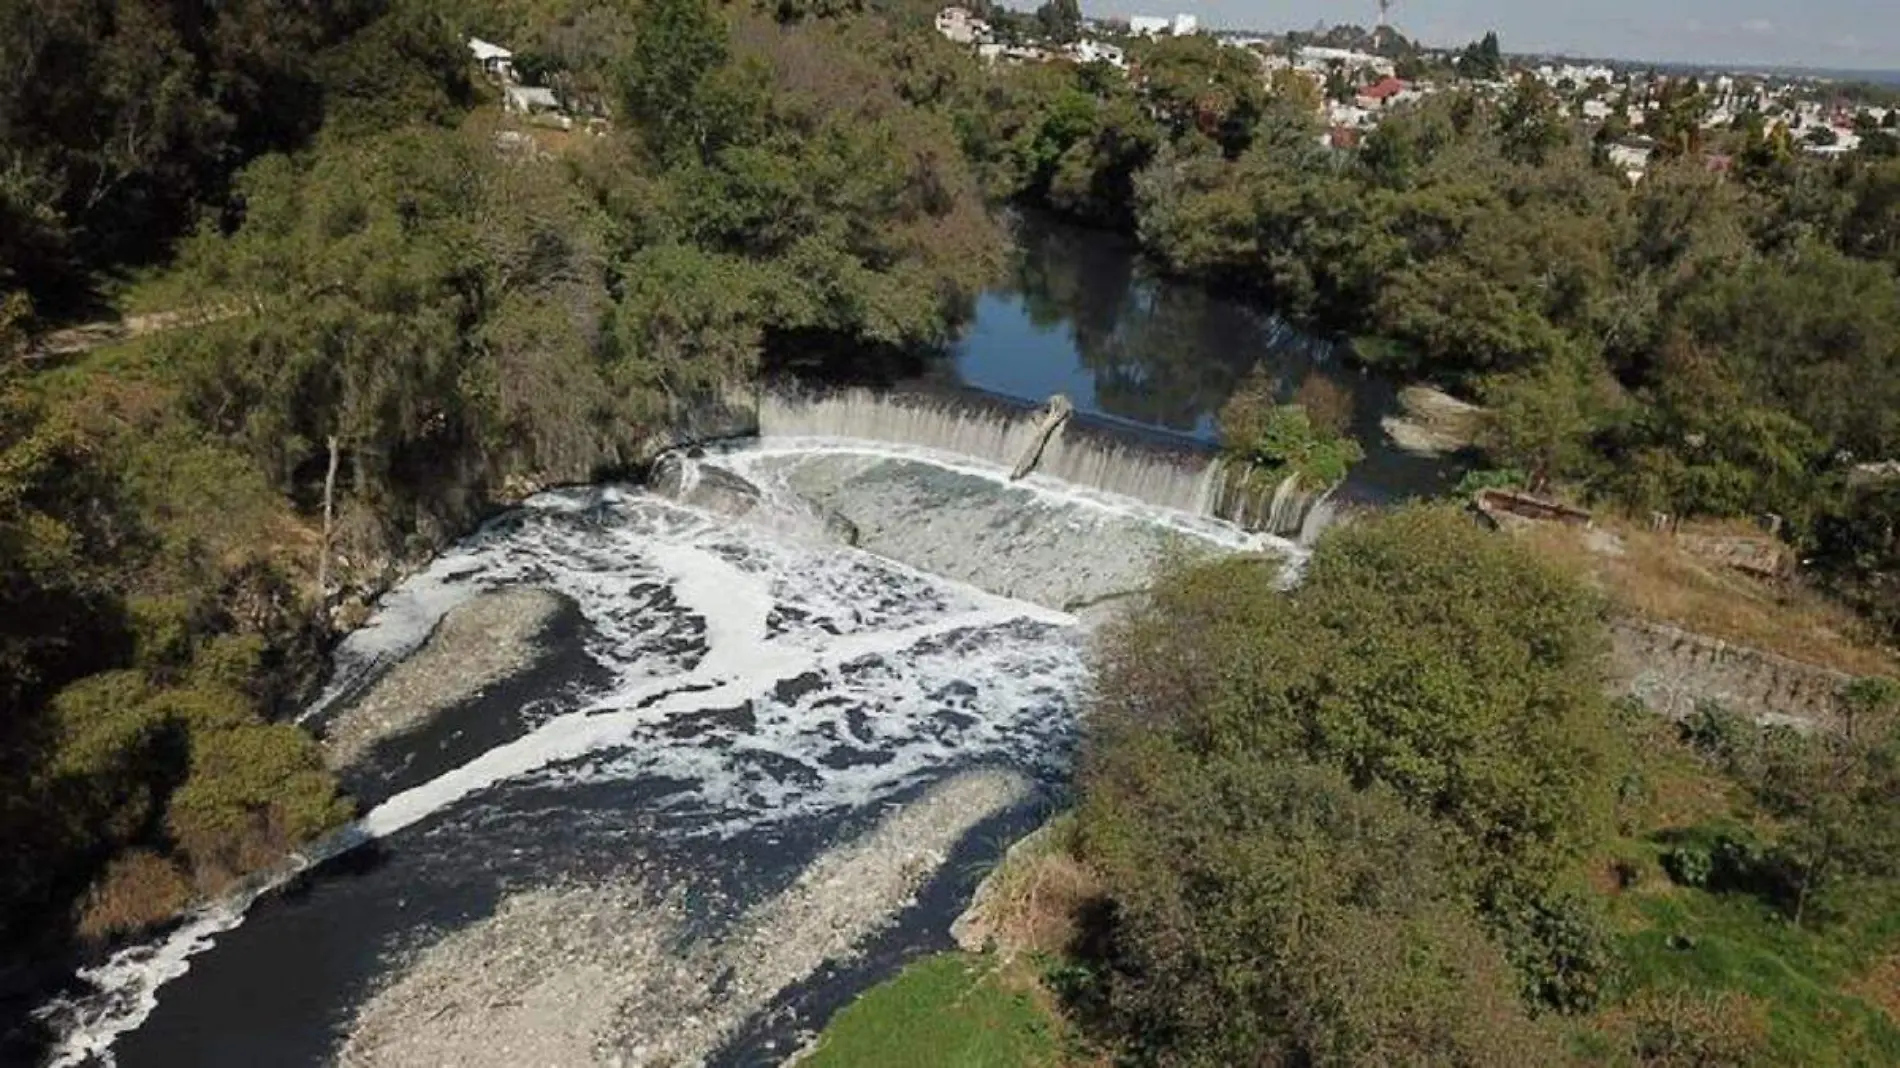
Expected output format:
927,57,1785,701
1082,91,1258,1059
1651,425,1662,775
339,770,1029,1067
321,588,568,770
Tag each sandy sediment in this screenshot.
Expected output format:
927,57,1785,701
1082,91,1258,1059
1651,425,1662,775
337,769,1030,1067
322,588,565,770
1381,384,1484,458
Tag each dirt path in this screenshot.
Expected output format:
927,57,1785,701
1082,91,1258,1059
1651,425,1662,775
31,306,241,359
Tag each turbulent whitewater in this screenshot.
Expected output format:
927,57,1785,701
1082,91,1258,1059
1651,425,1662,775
33,444,1284,1067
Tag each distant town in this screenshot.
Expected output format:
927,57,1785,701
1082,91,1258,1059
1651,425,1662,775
929,7,1900,182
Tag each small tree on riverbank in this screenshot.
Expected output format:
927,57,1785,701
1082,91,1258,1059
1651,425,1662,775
1217,368,1364,491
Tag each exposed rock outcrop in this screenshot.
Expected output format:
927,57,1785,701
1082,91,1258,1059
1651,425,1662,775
1381,384,1482,457
648,451,767,518
1608,617,1863,731
650,451,858,546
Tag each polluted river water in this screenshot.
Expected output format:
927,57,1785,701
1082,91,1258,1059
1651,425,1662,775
32,444,1297,1067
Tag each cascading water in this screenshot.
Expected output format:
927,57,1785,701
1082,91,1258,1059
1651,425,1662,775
757,386,1343,540
28,443,1297,1068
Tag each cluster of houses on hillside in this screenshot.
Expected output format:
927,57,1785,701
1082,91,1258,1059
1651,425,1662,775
931,9,1898,178
934,7,1196,67
1520,63,1894,179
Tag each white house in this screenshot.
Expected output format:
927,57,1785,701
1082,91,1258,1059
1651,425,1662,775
1326,101,1374,129
505,85,567,126
1128,15,1171,36
1295,46,1394,77
1170,13,1198,35
468,37,514,83
934,6,989,45
1073,39,1127,69
1607,138,1655,181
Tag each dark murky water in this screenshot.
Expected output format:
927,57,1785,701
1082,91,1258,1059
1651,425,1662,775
948,214,1464,505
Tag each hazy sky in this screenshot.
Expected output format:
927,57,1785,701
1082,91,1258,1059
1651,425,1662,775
1087,0,1900,70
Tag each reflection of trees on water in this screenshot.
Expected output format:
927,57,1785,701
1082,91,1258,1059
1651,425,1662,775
1009,217,1345,435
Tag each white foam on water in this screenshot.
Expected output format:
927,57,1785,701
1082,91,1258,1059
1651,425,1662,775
38,435,1299,1064
40,902,249,1068
34,482,1097,1065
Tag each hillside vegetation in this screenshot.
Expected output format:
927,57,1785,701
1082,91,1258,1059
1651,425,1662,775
6,5,1899,1062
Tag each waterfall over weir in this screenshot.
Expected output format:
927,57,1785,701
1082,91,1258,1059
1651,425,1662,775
756,387,1337,540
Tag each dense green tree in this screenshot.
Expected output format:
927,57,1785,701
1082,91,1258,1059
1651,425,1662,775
1077,508,1624,1057
1456,31,1503,81
1757,705,1900,926
1648,78,1713,158
1135,35,1268,157
1812,479,1900,642
1667,244,1900,463
1478,344,1622,492
620,0,736,162
1034,0,1081,44
1081,755,1560,1064
1268,67,1323,114
1839,159,1900,269
1499,74,1570,166
1217,368,1364,489
0,0,456,314
313,1,473,137
1090,507,1620,895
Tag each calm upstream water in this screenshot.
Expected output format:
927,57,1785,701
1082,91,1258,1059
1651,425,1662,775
947,214,1462,506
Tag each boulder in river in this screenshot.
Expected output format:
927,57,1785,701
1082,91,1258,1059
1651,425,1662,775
648,452,766,519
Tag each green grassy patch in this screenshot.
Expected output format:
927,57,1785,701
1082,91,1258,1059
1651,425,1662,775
1582,714,1900,1065
802,952,1068,1068
1611,885,1900,1065
1601,791,1900,1066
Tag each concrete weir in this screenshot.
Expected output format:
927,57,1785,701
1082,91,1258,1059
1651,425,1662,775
755,384,1342,541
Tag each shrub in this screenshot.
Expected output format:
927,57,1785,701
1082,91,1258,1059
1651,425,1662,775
1677,702,1753,767
1623,988,1771,1067
77,850,193,943
1663,845,1714,888
1491,888,1617,1014
1079,751,1560,1064
1454,466,1529,496
1292,374,1356,437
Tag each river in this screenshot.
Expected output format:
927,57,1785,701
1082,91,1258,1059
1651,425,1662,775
23,218,1438,1067
947,214,1462,507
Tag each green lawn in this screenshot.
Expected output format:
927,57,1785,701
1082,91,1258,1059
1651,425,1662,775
802,953,1067,1068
